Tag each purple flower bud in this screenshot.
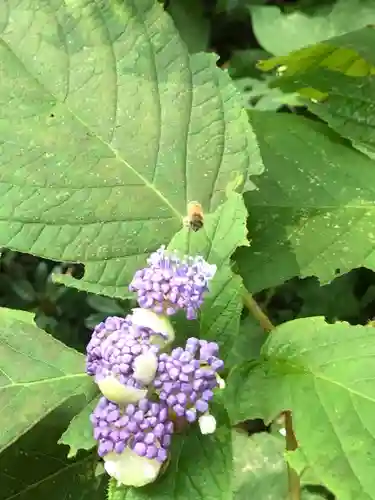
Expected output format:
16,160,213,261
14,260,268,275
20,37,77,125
129,246,216,320
86,316,131,376
91,397,174,463
153,338,224,422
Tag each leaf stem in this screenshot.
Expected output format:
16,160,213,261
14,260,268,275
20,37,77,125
242,290,301,500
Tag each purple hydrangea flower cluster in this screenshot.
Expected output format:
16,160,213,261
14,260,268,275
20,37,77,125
86,247,223,485
129,246,216,319
91,397,173,463
86,314,166,390
153,338,224,422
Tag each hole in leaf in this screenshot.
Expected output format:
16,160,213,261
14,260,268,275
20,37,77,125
60,262,85,280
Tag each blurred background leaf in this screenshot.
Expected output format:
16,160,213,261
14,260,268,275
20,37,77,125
0,402,107,500
250,0,375,56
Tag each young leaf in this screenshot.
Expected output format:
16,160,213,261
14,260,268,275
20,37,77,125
0,306,93,452
169,192,248,364
260,27,375,158
251,0,375,56
236,111,375,293
0,0,262,299
58,392,100,458
109,404,232,500
0,405,107,500
226,317,375,500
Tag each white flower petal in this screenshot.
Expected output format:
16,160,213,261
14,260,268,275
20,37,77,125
131,308,175,344
97,375,147,404
216,375,226,390
104,449,162,487
207,263,217,279
133,352,158,384
198,414,217,435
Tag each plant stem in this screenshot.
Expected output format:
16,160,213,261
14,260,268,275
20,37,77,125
242,290,301,500
285,411,300,500
242,290,274,332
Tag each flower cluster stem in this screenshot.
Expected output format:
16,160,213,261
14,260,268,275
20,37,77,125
242,290,301,500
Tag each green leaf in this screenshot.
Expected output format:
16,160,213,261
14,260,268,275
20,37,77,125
229,49,271,81
110,404,232,500
217,0,268,12
227,315,265,366
58,392,100,458
233,429,326,499
251,1,375,56
167,0,209,53
296,274,361,322
226,316,375,500
0,404,107,500
169,191,248,364
0,306,93,452
9,279,36,302
0,306,35,325
286,448,317,485
233,430,287,499
0,0,262,298
260,28,375,158
236,111,375,293
86,294,128,315
228,50,302,111
235,77,303,111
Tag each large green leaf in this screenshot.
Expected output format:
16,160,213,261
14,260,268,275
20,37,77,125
109,404,232,500
226,317,375,500
0,306,93,452
236,111,375,293
233,431,287,499
0,0,262,298
0,404,107,500
169,191,248,365
251,1,375,56
259,27,375,158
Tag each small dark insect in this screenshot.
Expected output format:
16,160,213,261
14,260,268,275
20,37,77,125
183,201,204,232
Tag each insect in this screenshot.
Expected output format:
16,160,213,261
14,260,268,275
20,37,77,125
183,201,204,232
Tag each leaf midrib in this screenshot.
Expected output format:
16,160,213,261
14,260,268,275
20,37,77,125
277,359,375,405
0,34,182,220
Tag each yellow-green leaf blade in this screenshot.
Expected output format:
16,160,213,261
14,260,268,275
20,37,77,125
0,307,93,453
236,111,375,292
0,0,262,298
226,317,375,500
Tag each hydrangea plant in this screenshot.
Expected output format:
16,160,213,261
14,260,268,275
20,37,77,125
2,1,375,500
